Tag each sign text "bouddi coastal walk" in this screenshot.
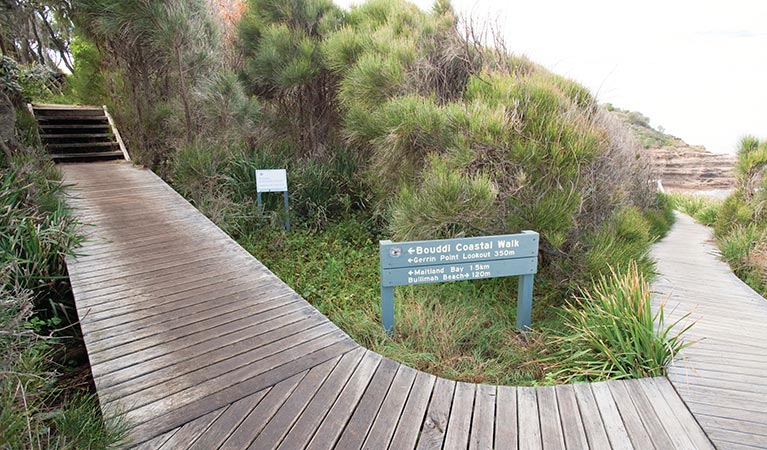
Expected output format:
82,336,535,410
379,232,539,335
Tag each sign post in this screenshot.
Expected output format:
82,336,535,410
379,231,539,335
255,169,290,232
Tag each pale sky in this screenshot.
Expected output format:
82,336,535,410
334,0,767,154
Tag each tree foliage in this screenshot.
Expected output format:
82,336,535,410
0,0,73,72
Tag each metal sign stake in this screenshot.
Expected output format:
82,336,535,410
255,169,290,232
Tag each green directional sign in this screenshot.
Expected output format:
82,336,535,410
379,231,539,335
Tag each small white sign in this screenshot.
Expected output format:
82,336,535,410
256,169,288,192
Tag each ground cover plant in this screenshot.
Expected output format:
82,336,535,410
668,136,767,297
0,150,128,449
1,57,127,447
49,0,684,386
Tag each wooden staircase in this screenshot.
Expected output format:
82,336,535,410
30,104,129,162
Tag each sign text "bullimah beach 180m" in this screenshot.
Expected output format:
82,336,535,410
379,231,539,335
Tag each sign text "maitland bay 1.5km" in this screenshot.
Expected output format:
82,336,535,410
379,232,539,335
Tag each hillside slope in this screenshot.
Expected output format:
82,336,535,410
609,105,735,191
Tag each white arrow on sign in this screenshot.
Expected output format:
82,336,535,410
408,258,413,263
408,271,413,275
408,248,415,254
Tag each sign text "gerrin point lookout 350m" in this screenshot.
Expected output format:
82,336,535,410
379,232,539,335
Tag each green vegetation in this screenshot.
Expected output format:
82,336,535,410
667,192,721,227
670,136,767,296
0,151,128,449
606,103,680,149
1,54,127,446
10,0,686,387
544,262,692,382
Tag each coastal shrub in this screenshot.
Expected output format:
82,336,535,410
389,157,497,240
706,135,767,296
583,207,657,281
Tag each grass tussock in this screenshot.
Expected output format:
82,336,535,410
543,262,693,383
672,135,767,297
1,125,127,448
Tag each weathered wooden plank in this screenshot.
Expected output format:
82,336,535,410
115,327,347,419
87,286,294,350
81,275,271,329
98,317,331,401
624,380,675,450
156,406,225,449
517,387,542,450
277,348,366,450
705,427,767,448
71,255,248,300
131,429,177,450
128,340,353,444
554,385,588,450
88,293,303,360
644,377,715,449
248,356,340,449
187,390,270,450
218,372,306,449
572,383,611,450
536,386,564,450
590,382,633,450
76,265,266,315
69,244,236,284
334,358,401,450
361,365,418,450
387,370,436,450
443,381,476,450
683,400,767,425
304,351,382,450
605,381,655,449
695,414,767,439
494,385,518,450
415,377,456,450
93,305,312,388
469,384,496,450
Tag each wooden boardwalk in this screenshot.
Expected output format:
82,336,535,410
59,161,761,449
654,213,767,449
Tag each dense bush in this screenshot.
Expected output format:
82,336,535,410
57,0,680,385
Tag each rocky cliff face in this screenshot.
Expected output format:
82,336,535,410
607,105,736,192
650,144,736,192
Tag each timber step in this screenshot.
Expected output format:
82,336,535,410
30,103,128,163
50,151,125,161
